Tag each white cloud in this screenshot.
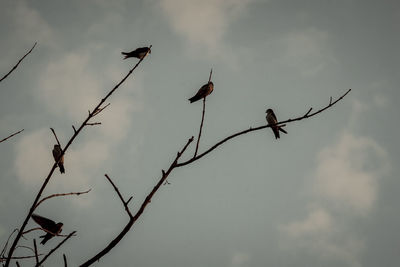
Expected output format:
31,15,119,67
158,0,252,60
313,132,388,214
280,208,332,238
280,99,390,266
38,53,102,121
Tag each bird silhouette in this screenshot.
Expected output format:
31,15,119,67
52,144,65,174
188,82,214,103
266,109,287,139
31,214,63,245
121,47,151,59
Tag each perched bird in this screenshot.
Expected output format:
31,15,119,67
31,214,63,245
266,109,288,139
188,82,214,103
52,144,65,174
121,47,151,59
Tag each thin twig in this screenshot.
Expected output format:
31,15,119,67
0,42,37,83
50,128,61,147
85,122,101,126
92,103,111,117
63,254,67,267
104,175,132,218
194,69,212,157
194,97,206,157
0,254,43,262
33,239,38,265
176,89,352,168
35,189,91,208
1,229,18,258
35,231,76,267
0,129,24,144
4,45,151,267
80,136,194,267
15,261,20,267
22,227,72,238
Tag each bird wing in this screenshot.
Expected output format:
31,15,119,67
32,214,57,231
271,111,278,122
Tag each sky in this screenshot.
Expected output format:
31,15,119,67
0,0,399,266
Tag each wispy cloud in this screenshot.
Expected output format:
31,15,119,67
157,0,252,61
279,100,390,266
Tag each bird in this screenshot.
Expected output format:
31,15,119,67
188,82,214,103
31,214,63,245
52,144,65,174
121,47,151,60
266,109,287,139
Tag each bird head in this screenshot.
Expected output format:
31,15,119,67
266,108,273,114
54,144,60,149
148,47,152,54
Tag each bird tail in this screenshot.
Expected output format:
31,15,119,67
279,127,288,134
189,95,201,103
121,52,129,59
59,163,65,174
272,127,280,139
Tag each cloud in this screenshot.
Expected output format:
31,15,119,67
281,208,332,238
280,99,389,266
313,132,388,214
12,1,55,47
158,0,252,60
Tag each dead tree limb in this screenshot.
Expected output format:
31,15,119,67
35,231,76,267
50,128,61,147
194,68,212,157
0,42,37,83
176,89,352,168
79,137,194,267
0,129,24,144
80,89,351,266
63,253,67,267
3,46,151,267
33,239,39,265
35,189,91,208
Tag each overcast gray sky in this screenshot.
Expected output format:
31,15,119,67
1,0,399,266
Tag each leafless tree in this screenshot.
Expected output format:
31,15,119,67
1,43,351,266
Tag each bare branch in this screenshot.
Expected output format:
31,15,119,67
4,45,150,266
0,255,43,262
0,129,24,144
80,136,194,267
50,128,61,147
176,89,352,168
63,253,67,267
72,125,77,133
104,174,133,218
33,239,39,265
194,96,206,157
22,227,72,238
84,122,102,126
92,103,111,117
35,231,76,267
1,229,18,258
35,189,91,208
0,42,37,83
16,261,20,267
304,107,313,117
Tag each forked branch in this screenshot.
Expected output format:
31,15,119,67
4,46,151,267
176,89,351,167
